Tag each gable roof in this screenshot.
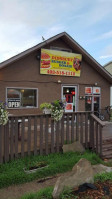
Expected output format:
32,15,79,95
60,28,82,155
104,61,112,68
0,32,112,84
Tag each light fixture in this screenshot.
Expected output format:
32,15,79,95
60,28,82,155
58,80,61,83
79,96,85,100
36,55,40,60
95,82,98,86
66,89,69,93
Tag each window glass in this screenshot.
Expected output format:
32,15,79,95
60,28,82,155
85,96,92,111
7,88,37,108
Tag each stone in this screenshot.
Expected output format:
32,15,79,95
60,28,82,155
52,158,112,199
52,158,94,199
62,141,85,153
92,164,112,175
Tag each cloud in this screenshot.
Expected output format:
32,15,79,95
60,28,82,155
94,30,112,41
0,0,112,63
99,45,112,59
100,55,112,59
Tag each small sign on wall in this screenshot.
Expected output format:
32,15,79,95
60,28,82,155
65,103,73,112
8,99,21,108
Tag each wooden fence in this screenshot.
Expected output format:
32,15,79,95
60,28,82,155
0,112,105,163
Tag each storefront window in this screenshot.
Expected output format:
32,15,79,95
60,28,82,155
7,88,37,108
85,87,101,112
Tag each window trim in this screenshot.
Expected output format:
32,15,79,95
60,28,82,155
6,87,38,109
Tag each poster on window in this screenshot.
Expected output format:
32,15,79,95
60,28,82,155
65,103,73,112
93,87,100,94
85,87,92,94
8,99,21,108
40,49,82,77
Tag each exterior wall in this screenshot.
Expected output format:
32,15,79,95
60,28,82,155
0,39,111,115
105,63,112,75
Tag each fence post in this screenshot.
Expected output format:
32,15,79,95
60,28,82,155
89,116,94,149
0,125,3,163
99,125,103,157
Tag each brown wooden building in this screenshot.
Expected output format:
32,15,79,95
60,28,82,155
0,32,112,115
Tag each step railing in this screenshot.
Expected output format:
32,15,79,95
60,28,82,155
90,114,105,157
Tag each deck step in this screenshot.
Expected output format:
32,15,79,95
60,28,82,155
101,139,112,159
102,155,112,159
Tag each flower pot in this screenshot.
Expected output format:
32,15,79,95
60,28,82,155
43,108,51,114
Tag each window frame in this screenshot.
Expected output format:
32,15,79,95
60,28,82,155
6,87,38,109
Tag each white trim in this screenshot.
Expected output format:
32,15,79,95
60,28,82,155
110,86,112,106
6,87,38,109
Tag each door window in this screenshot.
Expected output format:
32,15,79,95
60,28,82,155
62,86,77,112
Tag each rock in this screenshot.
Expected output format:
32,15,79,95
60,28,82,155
52,158,112,199
92,164,112,175
52,158,94,199
62,141,85,153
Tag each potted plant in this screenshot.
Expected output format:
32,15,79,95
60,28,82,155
40,103,52,114
0,102,8,125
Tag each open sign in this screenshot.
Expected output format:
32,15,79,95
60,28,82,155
8,99,21,108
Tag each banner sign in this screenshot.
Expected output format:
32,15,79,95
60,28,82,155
40,49,82,77
8,99,21,108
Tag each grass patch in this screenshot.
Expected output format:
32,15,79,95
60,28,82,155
0,151,103,189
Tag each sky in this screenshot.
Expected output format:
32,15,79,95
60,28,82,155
0,0,112,66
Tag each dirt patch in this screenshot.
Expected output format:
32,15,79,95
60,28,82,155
0,175,58,199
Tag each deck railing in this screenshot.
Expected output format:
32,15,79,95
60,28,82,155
0,112,105,163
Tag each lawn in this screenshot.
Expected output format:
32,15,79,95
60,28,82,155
0,151,104,189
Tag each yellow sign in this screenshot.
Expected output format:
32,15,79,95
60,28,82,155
40,49,82,77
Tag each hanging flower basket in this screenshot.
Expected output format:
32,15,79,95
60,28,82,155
0,102,8,125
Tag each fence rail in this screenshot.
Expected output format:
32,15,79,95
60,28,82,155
0,112,105,163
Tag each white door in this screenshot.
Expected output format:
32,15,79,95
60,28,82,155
61,85,77,112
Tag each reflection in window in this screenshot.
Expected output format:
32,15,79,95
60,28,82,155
7,88,37,108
